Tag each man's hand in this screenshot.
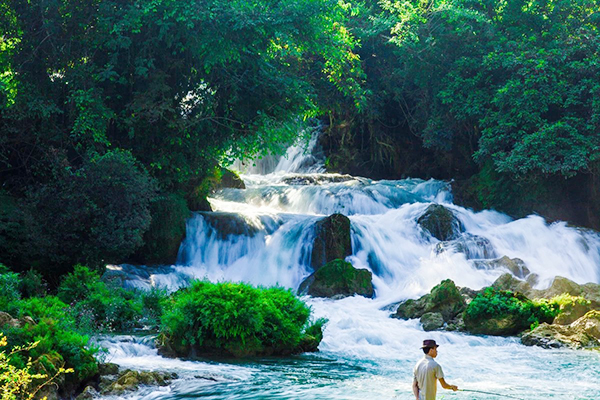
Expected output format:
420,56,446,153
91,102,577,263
439,378,458,391
449,385,458,391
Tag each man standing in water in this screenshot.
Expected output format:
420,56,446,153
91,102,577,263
413,339,458,400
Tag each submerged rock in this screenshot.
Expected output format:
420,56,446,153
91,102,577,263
101,370,178,395
282,174,354,186
417,204,464,241
435,234,496,260
475,256,532,280
299,259,373,298
393,279,466,324
311,213,352,270
522,311,600,350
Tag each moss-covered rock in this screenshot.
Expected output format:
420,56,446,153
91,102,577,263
101,370,177,395
417,204,464,241
421,312,445,331
299,259,373,298
133,193,190,265
552,295,593,325
521,311,600,350
393,279,466,323
311,214,352,270
185,166,245,211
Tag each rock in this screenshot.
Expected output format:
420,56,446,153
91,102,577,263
553,297,594,325
491,273,534,295
521,311,600,349
219,169,246,190
421,312,445,331
417,204,464,241
132,193,190,265
76,386,99,400
465,313,527,336
445,314,465,332
98,362,119,376
435,234,497,259
299,259,373,298
310,214,352,270
393,280,466,324
200,212,259,239
474,256,531,279
282,174,354,186
101,370,177,395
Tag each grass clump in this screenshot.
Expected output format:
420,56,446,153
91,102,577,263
160,280,325,357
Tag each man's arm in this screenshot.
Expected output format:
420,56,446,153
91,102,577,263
412,378,420,400
439,378,458,391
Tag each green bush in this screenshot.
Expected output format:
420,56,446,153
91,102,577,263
464,288,559,335
58,266,144,332
57,265,169,332
160,281,324,357
2,296,98,384
0,271,22,311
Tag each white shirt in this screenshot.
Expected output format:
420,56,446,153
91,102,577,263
414,355,445,400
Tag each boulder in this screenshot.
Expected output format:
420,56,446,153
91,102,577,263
219,169,246,190
394,280,466,324
201,212,259,239
417,204,464,241
491,273,534,295
475,256,535,283
299,259,373,299
435,234,497,260
132,193,190,265
553,297,594,325
521,311,600,349
421,312,445,331
98,362,119,376
464,313,527,336
76,386,99,400
101,370,178,395
310,214,352,270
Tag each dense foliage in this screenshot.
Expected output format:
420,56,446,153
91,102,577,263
0,333,73,400
160,280,325,357
464,288,559,334
0,0,364,272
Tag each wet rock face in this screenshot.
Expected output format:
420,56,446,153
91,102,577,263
393,279,466,325
417,204,464,241
201,212,259,239
100,369,178,395
475,256,533,280
282,174,354,186
299,259,373,299
435,234,497,260
311,213,352,270
522,311,600,349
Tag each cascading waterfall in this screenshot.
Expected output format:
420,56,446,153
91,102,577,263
102,132,600,400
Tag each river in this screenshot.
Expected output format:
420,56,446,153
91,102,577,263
99,132,600,400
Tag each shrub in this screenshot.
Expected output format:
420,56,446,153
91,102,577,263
463,288,559,335
0,333,73,400
58,265,144,332
0,271,21,311
3,296,98,383
160,281,324,357
19,270,47,298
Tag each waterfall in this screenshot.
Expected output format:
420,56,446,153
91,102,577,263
102,129,600,400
